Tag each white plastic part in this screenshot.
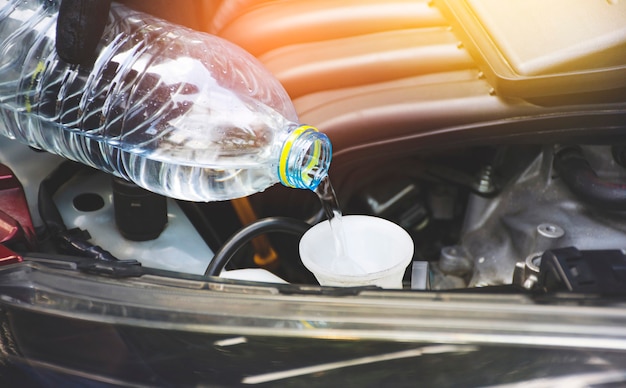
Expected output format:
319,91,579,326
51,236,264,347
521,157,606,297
465,0,626,76
53,171,215,274
221,268,288,284
299,215,413,288
0,137,211,274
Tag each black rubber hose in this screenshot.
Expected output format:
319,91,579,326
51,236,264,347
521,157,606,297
204,217,311,277
554,146,626,211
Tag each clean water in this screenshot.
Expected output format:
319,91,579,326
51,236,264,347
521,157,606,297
315,176,367,275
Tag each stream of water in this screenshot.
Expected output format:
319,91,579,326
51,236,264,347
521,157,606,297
314,176,367,274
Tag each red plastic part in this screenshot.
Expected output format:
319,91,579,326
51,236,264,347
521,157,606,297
0,164,37,250
0,244,22,266
0,209,25,244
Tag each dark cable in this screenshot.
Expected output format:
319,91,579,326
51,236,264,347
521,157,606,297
554,146,626,211
204,217,311,277
38,160,83,235
38,161,119,261
176,200,224,250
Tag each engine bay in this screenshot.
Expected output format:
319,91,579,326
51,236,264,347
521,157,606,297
3,135,626,294
2,1,626,386
1,0,626,295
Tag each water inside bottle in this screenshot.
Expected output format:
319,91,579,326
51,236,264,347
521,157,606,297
315,176,367,275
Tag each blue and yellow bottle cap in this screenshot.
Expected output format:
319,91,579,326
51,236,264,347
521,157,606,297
278,125,322,189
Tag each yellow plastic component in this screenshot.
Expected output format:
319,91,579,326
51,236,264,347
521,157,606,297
231,197,279,270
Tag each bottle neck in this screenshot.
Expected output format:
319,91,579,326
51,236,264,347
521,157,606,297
278,125,332,191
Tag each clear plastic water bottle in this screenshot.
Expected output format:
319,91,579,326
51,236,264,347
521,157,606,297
0,1,331,201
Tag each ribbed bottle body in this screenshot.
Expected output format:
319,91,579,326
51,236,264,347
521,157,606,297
0,1,301,201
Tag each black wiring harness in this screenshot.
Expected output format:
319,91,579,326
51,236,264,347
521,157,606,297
38,161,120,261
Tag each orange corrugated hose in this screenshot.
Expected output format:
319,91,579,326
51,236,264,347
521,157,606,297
121,0,220,31
212,0,445,56
206,0,269,34
206,0,466,101
123,0,457,111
